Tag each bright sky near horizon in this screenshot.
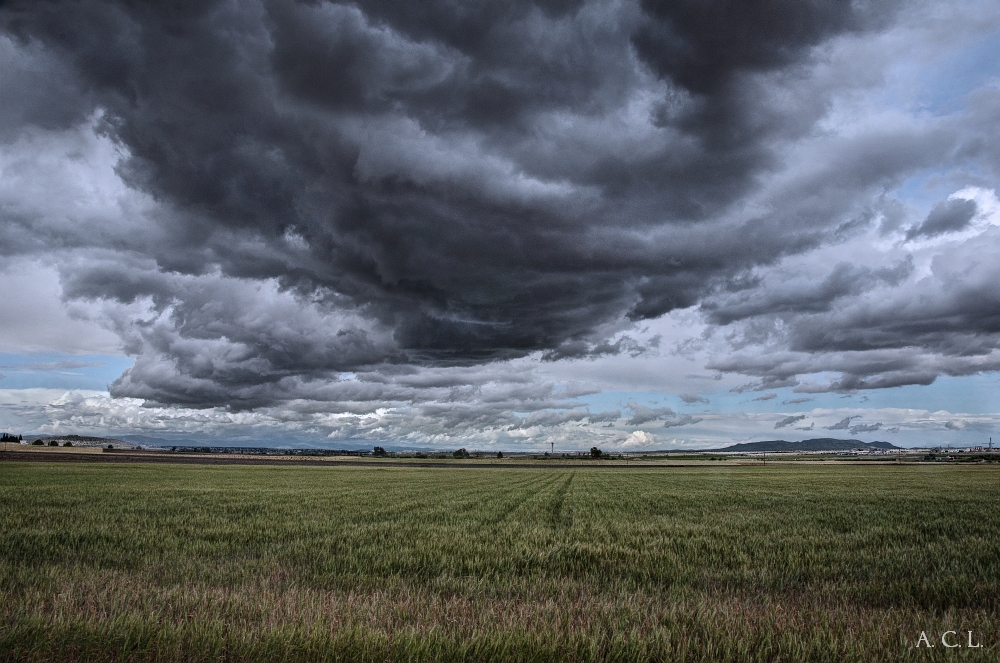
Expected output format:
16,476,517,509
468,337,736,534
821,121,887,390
2,0,1000,450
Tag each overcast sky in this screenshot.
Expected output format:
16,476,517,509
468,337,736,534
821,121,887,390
1,0,1000,450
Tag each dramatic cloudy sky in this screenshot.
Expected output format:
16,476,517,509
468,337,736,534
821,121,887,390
2,0,1000,449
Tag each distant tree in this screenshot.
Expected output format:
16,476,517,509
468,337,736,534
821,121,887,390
63,441,73,447
590,447,603,459
496,451,503,459
414,452,428,459
106,444,114,450
453,448,469,459
32,439,44,445
48,440,58,446
373,446,387,457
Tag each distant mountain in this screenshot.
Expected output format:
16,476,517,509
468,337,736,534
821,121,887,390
718,438,899,453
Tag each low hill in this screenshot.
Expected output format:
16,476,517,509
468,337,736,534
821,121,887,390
718,438,898,453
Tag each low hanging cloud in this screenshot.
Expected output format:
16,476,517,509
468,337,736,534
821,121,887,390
626,402,676,426
508,409,589,430
827,416,860,431
586,410,621,424
663,414,703,429
905,198,978,240
5,388,999,450
775,414,807,429
679,393,709,404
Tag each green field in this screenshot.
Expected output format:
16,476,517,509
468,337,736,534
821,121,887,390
1,463,998,661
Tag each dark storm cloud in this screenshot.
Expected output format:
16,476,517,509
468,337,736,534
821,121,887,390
905,198,977,240
703,259,914,325
774,414,806,429
707,220,1000,392
0,33,89,141
0,0,915,407
633,0,893,96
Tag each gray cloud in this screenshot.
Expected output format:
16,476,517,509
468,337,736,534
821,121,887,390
704,259,914,325
906,198,977,240
626,402,675,426
753,393,777,402
586,410,621,423
827,416,859,430
509,409,589,430
849,422,881,434
775,414,806,429
662,414,703,429
678,392,709,404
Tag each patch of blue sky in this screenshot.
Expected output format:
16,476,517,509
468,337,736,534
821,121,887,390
0,352,133,391
574,372,1000,418
909,28,1000,116
878,27,1000,118
741,374,1000,416
845,373,1000,414
895,167,966,212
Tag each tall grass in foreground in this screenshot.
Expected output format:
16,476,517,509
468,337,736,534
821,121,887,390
1,463,998,661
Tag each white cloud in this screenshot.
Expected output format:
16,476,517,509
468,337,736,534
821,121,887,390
622,430,656,448
0,259,121,354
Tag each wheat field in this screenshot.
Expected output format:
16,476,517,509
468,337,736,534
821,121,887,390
1,462,997,661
